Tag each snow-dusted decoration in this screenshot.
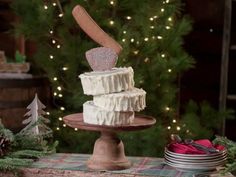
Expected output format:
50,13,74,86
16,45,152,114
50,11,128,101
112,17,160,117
20,94,52,136
0,50,30,73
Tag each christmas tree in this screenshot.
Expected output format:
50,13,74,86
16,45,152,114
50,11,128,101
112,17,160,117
11,0,230,156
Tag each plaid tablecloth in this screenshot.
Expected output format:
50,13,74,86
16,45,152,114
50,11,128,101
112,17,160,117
28,153,226,177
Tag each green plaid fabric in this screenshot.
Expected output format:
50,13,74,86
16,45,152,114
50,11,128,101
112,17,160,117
29,153,219,177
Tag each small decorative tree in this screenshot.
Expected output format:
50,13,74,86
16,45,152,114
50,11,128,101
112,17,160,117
20,94,52,136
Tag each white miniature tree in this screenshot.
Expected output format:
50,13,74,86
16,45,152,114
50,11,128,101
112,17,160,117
20,94,51,136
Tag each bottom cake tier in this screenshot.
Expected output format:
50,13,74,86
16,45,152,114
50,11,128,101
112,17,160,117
83,101,134,126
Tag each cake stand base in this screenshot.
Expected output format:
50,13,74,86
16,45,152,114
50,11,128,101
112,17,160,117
87,131,131,170
63,113,156,171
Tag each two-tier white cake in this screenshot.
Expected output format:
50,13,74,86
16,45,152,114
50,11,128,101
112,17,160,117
79,67,146,126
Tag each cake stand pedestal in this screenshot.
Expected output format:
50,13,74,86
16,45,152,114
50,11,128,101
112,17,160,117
63,113,156,171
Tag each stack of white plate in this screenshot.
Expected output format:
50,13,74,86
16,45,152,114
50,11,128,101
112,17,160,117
164,147,227,172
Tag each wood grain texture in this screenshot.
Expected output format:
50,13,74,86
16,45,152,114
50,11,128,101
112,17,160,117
0,77,51,132
72,5,122,55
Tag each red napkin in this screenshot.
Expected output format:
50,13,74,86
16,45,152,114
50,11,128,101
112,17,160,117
168,139,225,154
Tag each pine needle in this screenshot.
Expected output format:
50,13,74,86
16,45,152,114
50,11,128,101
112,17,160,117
8,150,46,159
0,158,33,172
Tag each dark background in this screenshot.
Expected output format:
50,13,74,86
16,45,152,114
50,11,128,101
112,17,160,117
0,0,236,139
182,0,236,140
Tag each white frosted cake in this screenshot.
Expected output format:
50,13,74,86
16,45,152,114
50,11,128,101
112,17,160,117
79,66,146,126
79,67,134,95
93,88,146,111
83,101,134,126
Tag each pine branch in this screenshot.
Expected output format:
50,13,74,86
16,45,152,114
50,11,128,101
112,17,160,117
223,162,236,174
8,150,46,159
0,120,14,142
0,157,33,172
213,136,236,174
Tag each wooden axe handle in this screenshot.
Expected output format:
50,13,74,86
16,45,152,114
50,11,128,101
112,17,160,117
72,5,122,55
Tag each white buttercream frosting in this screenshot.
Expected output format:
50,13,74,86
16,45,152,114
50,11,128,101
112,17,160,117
79,67,134,95
83,101,134,126
93,88,146,112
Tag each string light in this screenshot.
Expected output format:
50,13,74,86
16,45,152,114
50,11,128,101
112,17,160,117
123,30,127,34
186,129,190,133
168,17,172,21
58,94,63,97
49,55,54,59
45,0,66,130
167,126,171,130
46,112,50,115
161,54,165,58
172,119,176,123
150,26,155,29
126,16,132,20
110,1,114,5
165,106,170,111
152,36,156,39
166,26,170,30
161,8,165,12
154,15,158,18
166,0,170,3
130,38,134,42
74,128,78,131
176,126,181,131
136,41,140,45
109,20,114,25
157,36,163,39
209,28,213,32
144,58,149,63
168,69,172,72
149,17,154,21
122,38,126,42
133,50,139,55
139,80,144,84
144,37,149,41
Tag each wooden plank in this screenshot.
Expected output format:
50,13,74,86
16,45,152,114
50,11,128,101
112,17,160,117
0,63,30,73
0,107,26,131
219,0,232,135
227,94,236,100
0,88,28,102
0,0,11,3
230,45,236,50
0,77,50,88
0,77,51,132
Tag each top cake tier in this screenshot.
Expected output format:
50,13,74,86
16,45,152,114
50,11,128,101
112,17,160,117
79,67,134,95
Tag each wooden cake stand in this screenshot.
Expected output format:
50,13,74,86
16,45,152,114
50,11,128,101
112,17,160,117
63,113,156,171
